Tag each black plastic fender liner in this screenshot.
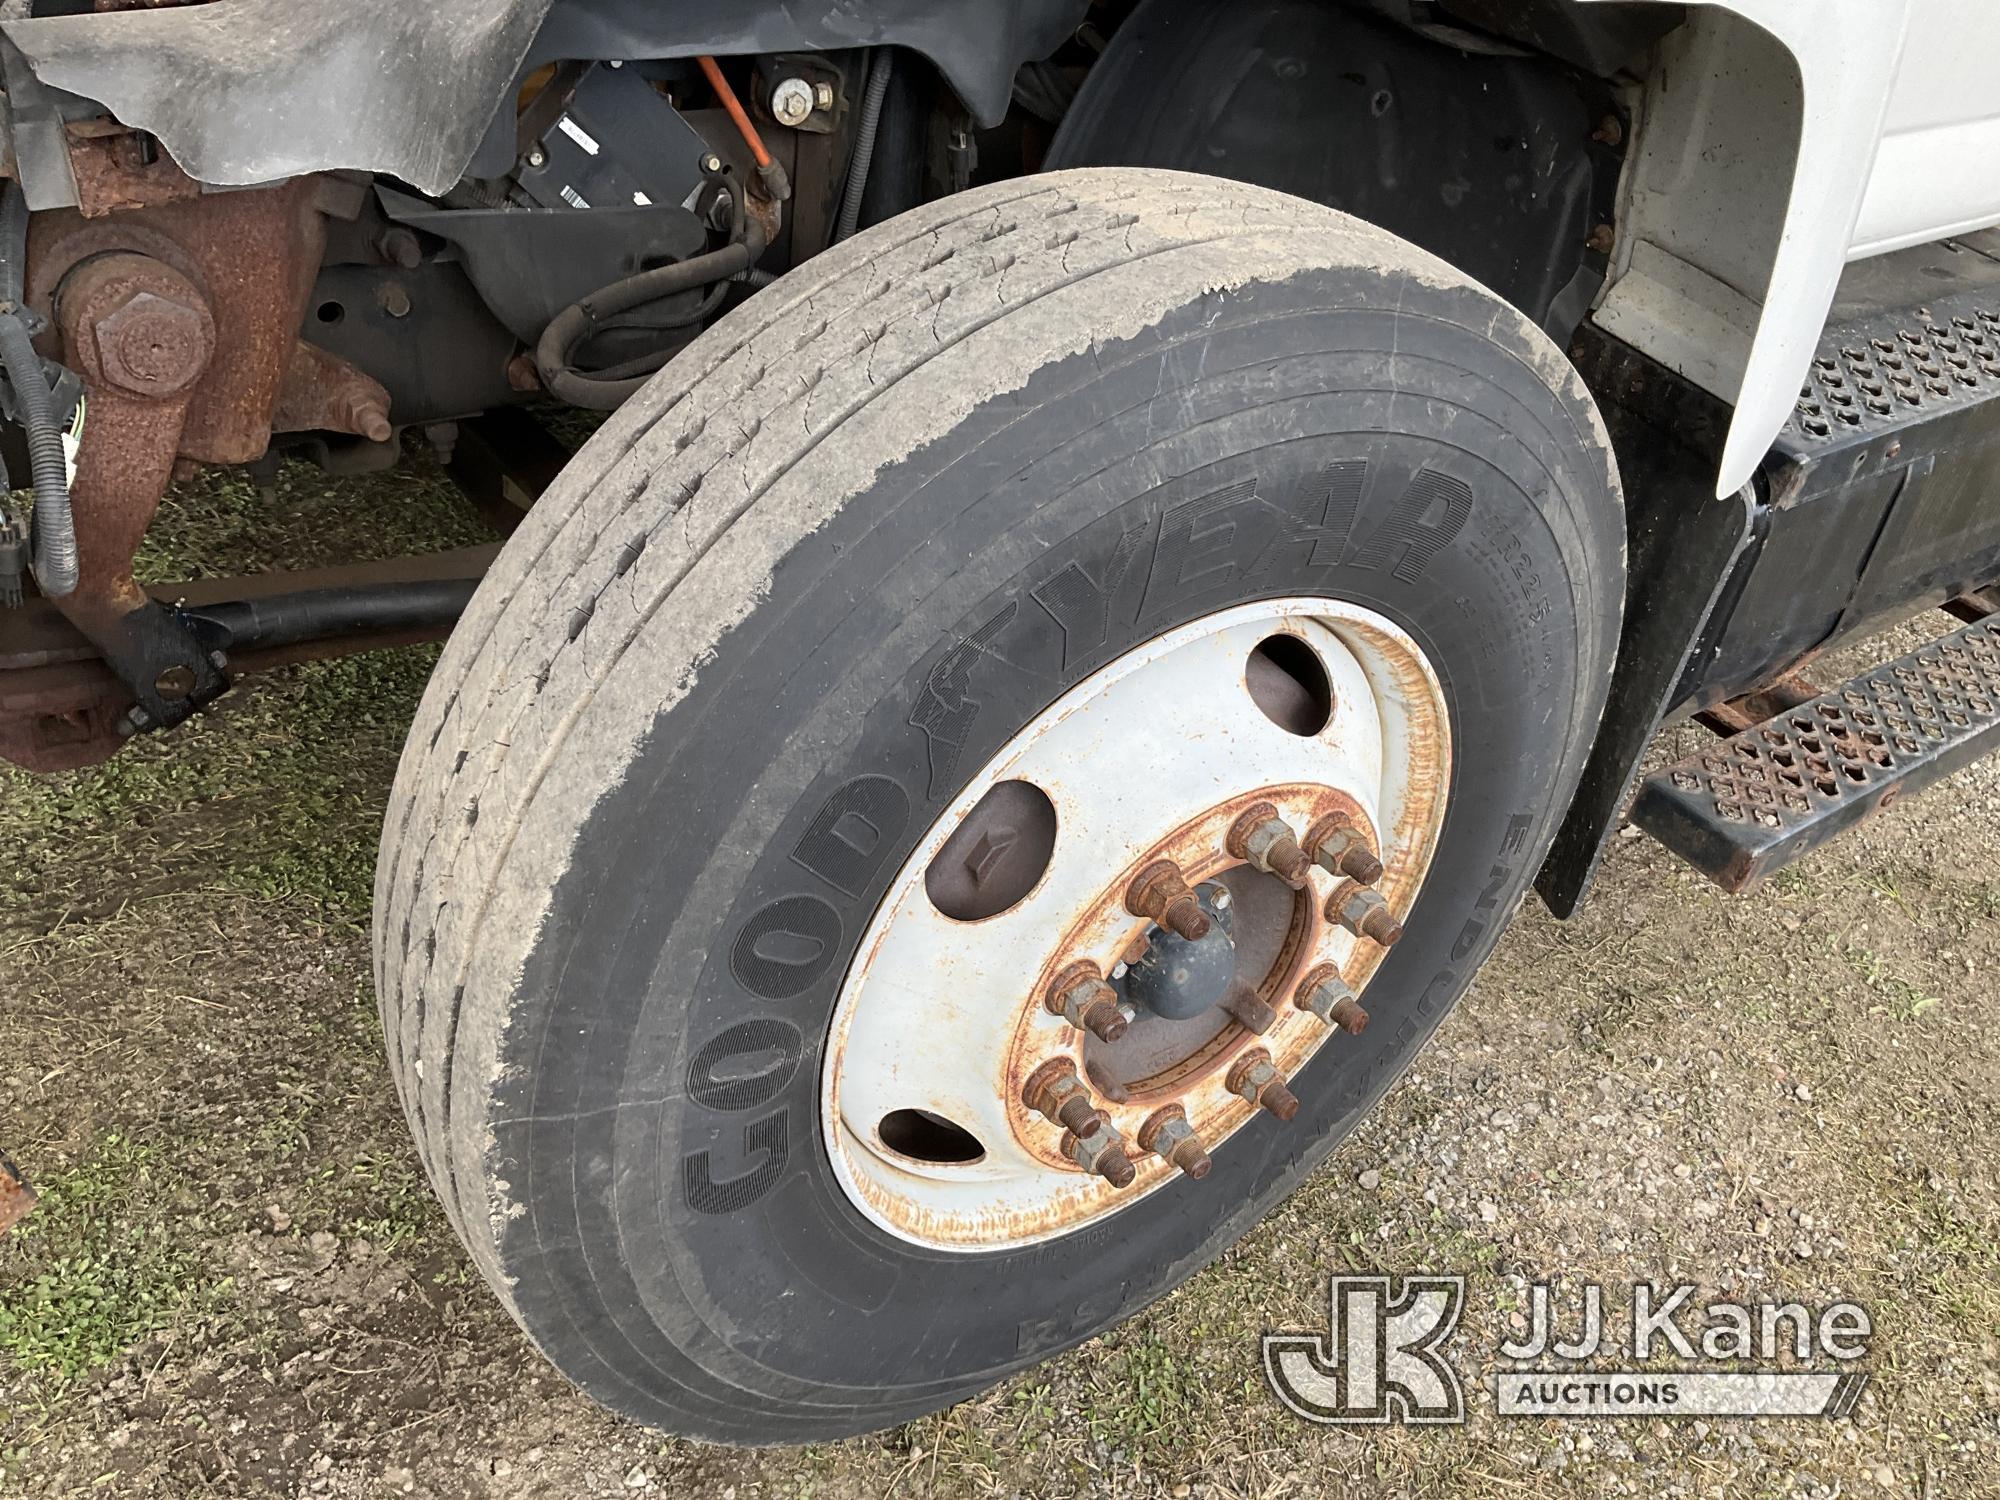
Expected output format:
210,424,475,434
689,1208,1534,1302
0,0,1087,199
1046,0,1624,343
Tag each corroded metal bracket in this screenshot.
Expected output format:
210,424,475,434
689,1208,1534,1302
0,1156,34,1237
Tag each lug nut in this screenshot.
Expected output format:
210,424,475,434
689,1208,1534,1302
1307,816,1385,885
1327,882,1403,947
1294,965,1369,1033
1061,1119,1137,1187
1229,805,1312,888
1137,1104,1212,1180
1045,963,1130,1043
1127,860,1211,941
1022,1058,1106,1138
1226,1048,1300,1122
1221,979,1278,1035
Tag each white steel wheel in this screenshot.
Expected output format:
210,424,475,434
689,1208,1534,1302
824,599,1451,1249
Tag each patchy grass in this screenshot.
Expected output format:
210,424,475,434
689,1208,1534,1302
0,1134,231,1380
0,451,486,934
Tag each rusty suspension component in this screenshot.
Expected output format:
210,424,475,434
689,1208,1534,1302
14,175,394,742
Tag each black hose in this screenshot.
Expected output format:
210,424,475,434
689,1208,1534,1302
187,579,480,654
0,182,75,597
533,236,758,409
834,48,895,243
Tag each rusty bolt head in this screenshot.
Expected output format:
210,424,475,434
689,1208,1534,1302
1021,1057,1104,1138
1295,964,1368,1032
1327,883,1404,947
1226,1049,1300,1122
1591,114,1624,147
94,289,212,397
1137,1104,1212,1181
1586,222,1617,255
1230,805,1312,888
1127,860,1211,941
336,391,395,444
1061,1119,1136,1187
1306,816,1385,885
1047,963,1130,1043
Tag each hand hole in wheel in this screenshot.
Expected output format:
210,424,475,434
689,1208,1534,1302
877,1109,985,1164
1246,634,1334,736
924,779,1057,921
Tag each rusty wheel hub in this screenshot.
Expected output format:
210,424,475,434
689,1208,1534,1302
822,601,1450,1249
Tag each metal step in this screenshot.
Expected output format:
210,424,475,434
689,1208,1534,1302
1632,615,2000,890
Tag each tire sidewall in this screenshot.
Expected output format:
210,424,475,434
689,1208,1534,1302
489,276,1611,1430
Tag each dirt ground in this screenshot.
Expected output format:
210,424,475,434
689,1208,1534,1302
2,458,1997,1499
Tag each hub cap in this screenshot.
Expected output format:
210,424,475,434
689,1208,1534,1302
822,600,1451,1250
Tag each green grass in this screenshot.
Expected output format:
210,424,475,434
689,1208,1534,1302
0,454,492,930
0,1135,231,1380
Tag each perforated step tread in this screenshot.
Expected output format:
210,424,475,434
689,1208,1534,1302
1632,616,2000,889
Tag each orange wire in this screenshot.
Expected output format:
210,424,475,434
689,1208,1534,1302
697,54,773,169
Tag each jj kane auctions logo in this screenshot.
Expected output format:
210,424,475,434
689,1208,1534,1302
1265,1277,1872,1424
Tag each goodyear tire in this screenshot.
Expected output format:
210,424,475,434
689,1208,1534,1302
374,168,1622,1443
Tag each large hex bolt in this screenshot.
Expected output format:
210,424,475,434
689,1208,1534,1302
1228,804,1312,888
1137,1104,1212,1180
1045,962,1132,1043
89,283,215,401
1326,881,1404,947
1021,1058,1107,1138
1126,860,1211,941
1060,1120,1137,1187
1226,1048,1300,1121
769,76,817,127
1306,815,1385,885
1294,964,1369,1033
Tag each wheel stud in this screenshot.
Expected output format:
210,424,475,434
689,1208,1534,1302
1137,1104,1212,1180
1022,1058,1107,1137
1061,1120,1137,1187
1226,1048,1299,1121
1326,881,1403,947
1228,805,1312,889
1294,964,1369,1033
1221,979,1279,1035
1126,860,1211,941
1045,962,1131,1042
1307,816,1385,885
